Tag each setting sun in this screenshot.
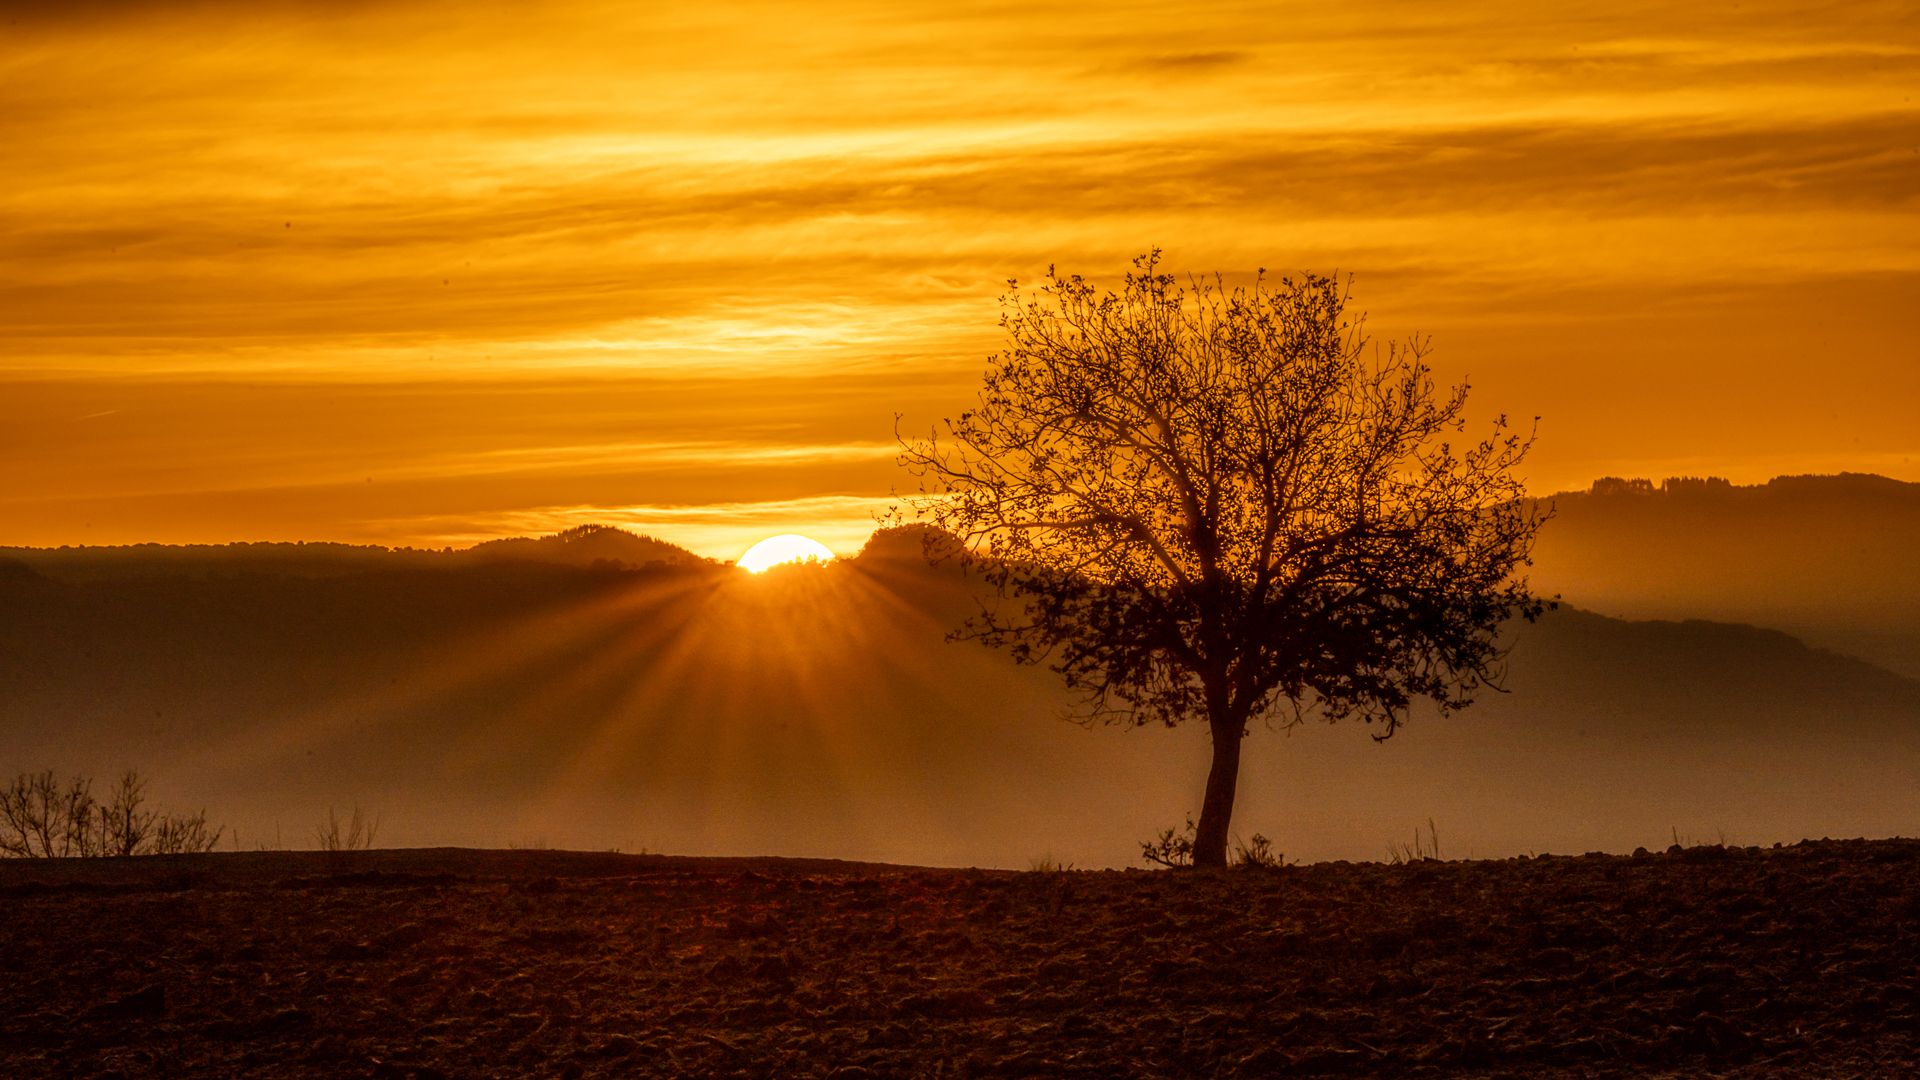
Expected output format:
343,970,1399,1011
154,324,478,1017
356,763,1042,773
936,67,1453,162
736,533,836,573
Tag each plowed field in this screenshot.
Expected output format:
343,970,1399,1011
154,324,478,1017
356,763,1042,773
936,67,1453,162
3,840,1916,1077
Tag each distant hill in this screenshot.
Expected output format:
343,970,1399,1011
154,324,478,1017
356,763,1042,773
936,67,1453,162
0,525,707,584
463,524,708,570
1528,472,1920,678
0,540,439,583
2,534,1913,868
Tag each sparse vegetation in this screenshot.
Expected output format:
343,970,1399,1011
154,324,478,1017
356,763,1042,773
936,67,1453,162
1387,818,1442,864
1141,816,1197,868
0,769,223,857
1144,817,1284,870
1233,832,1283,869
1027,854,1076,872
1668,826,1733,852
315,805,379,852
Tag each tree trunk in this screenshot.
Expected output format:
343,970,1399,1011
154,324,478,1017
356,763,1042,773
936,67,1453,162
1192,714,1244,867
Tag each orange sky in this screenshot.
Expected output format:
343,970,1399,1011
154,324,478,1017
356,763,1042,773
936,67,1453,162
4,0,1917,559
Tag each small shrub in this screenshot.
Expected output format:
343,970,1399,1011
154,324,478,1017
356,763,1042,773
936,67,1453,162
149,809,223,854
1145,818,1284,869
1233,832,1284,870
0,769,223,858
1028,854,1076,872
1667,826,1733,854
1141,816,1197,868
1386,818,1442,865
315,805,379,852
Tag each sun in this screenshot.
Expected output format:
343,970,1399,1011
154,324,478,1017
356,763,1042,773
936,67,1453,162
736,533,836,573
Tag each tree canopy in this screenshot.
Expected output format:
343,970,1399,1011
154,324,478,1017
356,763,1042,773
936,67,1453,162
900,252,1548,866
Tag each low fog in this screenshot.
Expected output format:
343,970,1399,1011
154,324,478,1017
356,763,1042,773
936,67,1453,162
2,476,1915,868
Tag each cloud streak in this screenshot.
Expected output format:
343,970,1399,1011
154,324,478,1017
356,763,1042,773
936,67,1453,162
3,0,1916,549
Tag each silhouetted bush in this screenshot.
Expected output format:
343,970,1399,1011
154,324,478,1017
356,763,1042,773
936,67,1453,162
1233,833,1283,869
315,804,379,852
0,770,223,857
1140,816,1197,868
1144,817,1284,869
1386,818,1443,864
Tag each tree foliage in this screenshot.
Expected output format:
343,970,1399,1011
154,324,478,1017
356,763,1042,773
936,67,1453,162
900,252,1548,865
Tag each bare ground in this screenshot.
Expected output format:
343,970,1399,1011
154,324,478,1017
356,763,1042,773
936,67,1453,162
2,839,1916,1077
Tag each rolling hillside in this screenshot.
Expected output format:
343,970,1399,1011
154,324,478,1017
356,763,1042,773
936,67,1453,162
3,510,1914,867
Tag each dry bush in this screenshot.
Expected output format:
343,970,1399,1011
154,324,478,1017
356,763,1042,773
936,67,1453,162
0,770,224,858
1141,817,1197,868
1667,826,1733,853
1233,833,1284,869
150,809,223,854
1387,818,1443,864
1143,818,1283,870
315,805,379,852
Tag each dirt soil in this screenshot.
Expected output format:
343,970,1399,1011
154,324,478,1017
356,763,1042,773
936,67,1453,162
2,839,1916,1077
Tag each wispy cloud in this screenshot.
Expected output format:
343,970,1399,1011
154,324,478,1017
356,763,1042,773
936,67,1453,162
373,494,902,559
3,0,1916,546
1112,50,1252,73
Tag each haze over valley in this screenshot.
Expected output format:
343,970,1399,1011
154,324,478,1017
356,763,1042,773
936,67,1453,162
4,474,1913,868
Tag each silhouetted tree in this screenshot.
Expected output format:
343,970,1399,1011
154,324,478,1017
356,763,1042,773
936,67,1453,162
900,253,1547,866
0,769,222,858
